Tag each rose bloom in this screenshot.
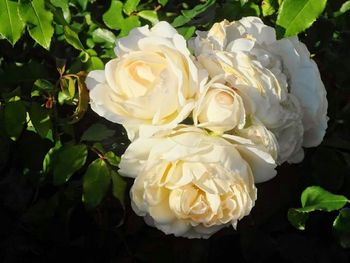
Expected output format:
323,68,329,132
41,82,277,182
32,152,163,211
119,126,276,238
85,21,205,140
193,74,246,133
190,17,328,164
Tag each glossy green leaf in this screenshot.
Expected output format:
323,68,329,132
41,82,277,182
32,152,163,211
92,28,116,44
177,26,196,40
29,102,51,139
50,0,70,20
105,151,120,167
138,10,159,24
18,0,54,49
31,79,54,97
288,186,348,230
4,100,26,140
103,0,124,30
340,1,350,13
52,144,88,185
300,186,348,212
288,208,309,230
120,16,140,36
81,123,115,142
64,26,86,52
333,208,350,248
0,0,25,45
276,0,327,37
111,170,126,205
67,78,76,98
103,0,140,36
85,56,104,71
124,0,140,15
335,1,350,17
172,0,215,27
262,0,278,17
43,142,61,174
82,158,111,208
75,0,88,10
158,0,168,6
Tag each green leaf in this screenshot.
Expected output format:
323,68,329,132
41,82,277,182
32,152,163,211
111,170,126,205
81,123,115,142
341,1,350,13
335,1,350,17
124,0,140,15
52,144,88,185
29,102,51,139
64,26,86,52
288,186,349,230
85,56,104,71
50,0,70,21
158,0,168,6
92,28,116,44
75,0,88,10
31,79,54,97
102,0,140,36
0,0,25,45
138,10,159,25
288,208,309,230
177,26,196,40
105,151,120,167
83,158,111,208
241,2,260,17
120,16,140,36
333,208,350,248
262,0,278,17
276,0,328,37
103,0,124,30
172,0,215,27
43,142,61,174
300,186,348,212
67,78,76,98
4,100,26,140
18,0,54,49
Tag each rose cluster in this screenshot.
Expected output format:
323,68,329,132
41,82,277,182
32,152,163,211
86,17,328,238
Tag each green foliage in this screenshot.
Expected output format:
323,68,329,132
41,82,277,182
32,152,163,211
18,0,54,49
172,0,216,27
29,102,52,139
4,99,26,140
81,123,116,142
52,144,88,185
276,0,328,37
0,0,25,45
82,158,111,208
0,0,349,261
333,208,350,248
288,186,349,230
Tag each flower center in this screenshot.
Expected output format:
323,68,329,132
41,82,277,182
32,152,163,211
215,91,234,105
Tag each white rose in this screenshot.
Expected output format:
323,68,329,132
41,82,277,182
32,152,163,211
268,38,328,147
191,17,328,162
119,126,276,238
195,47,289,130
193,75,246,133
86,21,205,141
235,117,278,161
270,95,305,164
